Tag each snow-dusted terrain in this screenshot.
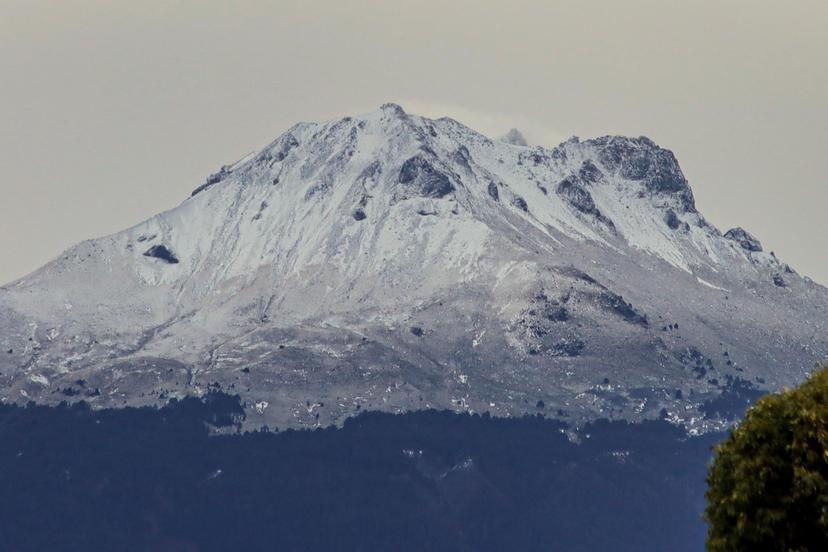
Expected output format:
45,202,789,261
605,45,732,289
1,103,826,431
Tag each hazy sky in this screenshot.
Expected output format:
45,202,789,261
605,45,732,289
1,0,826,285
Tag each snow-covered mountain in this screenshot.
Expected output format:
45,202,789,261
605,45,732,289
2,103,826,431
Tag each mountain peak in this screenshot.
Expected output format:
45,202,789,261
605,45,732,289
181,109,709,274
378,102,407,117
577,135,696,212
2,105,824,433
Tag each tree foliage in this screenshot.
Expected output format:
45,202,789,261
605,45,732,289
706,365,828,551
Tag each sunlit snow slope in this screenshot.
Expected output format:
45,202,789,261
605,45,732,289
1,104,826,431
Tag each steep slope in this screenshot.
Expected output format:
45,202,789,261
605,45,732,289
1,103,826,431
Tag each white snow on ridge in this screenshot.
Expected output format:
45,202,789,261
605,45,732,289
4,104,784,324
1,103,819,433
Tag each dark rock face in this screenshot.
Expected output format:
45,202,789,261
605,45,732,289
589,136,695,211
143,245,179,264
352,208,367,221
591,136,653,179
557,176,598,215
772,273,786,287
512,195,528,212
398,155,455,198
578,160,604,184
724,227,763,252
556,176,614,229
664,209,681,230
487,181,500,201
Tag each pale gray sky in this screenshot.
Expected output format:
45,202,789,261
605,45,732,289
1,0,826,285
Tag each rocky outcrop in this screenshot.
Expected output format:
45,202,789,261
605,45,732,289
724,227,763,252
143,245,179,264
578,160,604,184
516,290,582,357
398,155,455,199
664,209,681,230
556,175,615,229
597,291,648,327
191,166,230,197
2,104,823,435
588,136,695,211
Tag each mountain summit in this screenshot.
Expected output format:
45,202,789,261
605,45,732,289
1,104,826,431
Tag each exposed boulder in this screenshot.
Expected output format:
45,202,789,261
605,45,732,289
724,227,763,252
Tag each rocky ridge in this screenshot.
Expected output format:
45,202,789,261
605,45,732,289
1,103,825,432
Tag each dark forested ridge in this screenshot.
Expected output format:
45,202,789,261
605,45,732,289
0,393,727,551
